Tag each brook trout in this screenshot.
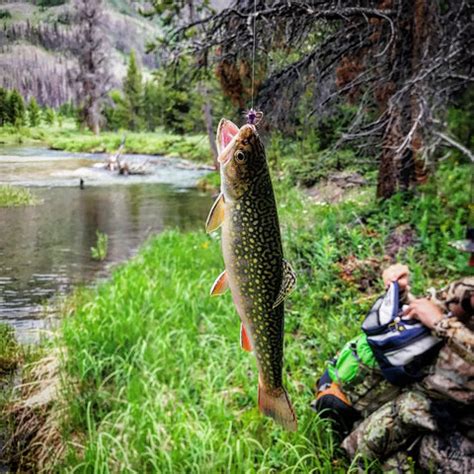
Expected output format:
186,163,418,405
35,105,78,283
206,119,297,431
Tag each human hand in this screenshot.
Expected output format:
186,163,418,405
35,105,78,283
382,264,410,290
403,298,444,329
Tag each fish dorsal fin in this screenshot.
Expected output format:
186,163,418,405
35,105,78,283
210,270,228,296
240,323,253,352
205,193,225,233
272,259,297,309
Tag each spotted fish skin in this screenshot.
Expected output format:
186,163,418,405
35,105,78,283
216,122,297,430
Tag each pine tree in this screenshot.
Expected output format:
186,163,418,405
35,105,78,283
0,88,8,126
43,107,56,126
142,81,161,132
7,90,26,127
122,50,143,131
28,97,41,127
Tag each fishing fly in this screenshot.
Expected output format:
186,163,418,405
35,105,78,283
244,108,263,126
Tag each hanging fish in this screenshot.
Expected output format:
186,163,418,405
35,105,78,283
206,118,297,431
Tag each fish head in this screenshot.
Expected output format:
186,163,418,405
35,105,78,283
216,119,265,200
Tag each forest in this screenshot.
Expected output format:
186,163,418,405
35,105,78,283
0,0,472,473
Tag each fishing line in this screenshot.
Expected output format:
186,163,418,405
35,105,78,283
250,0,257,110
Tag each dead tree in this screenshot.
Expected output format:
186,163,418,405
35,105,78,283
159,0,473,198
72,0,111,135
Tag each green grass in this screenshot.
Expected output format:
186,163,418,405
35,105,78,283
47,130,211,162
0,185,38,207
0,324,20,373
0,123,212,162
91,231,109,262
54,159,471,472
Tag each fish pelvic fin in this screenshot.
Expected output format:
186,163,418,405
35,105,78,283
273,259,297,309
210,270,228,296
240,323,253,352
205,193,225,233
258,378,297,432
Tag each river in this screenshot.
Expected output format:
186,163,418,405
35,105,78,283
0,146,213,344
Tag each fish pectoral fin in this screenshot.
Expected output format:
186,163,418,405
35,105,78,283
205,193,225,233
240,323,253,352
272,259,297,309
210,270,228,296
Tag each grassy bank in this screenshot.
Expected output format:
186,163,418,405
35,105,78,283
0,124,211,162
0,324,20,470
0,185,38,207
48,160,470,472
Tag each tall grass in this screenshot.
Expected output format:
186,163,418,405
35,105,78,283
56,160,470,472
91,231,109,262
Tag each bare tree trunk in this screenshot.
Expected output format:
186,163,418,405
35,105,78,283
200,84,218,169
377,113,400,199
410,0,430,186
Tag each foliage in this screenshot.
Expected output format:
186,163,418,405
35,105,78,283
55,159,470,472
27,97,41,127
0,324,20,373
37,0,66,6
91,230,109,261
142,80,162,132
0,87,8,126
47,129,210,161
446,88,474,158
158,1,472,199
0,9,12,20
6,89,26,127
43,107,55,126
121,50,143,131
0,185,38,207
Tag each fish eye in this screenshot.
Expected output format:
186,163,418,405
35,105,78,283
234,151,246,163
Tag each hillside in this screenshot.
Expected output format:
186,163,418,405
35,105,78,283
0,0,160,107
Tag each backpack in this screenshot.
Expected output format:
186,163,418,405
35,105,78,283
362,282,443,386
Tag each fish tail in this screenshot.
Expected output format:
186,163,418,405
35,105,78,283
258,378,297,432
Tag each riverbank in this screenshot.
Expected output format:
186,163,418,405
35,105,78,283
0,324,20,471
0,125,211,162
8,159,468,471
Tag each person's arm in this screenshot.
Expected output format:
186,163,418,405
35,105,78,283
403,298,474,362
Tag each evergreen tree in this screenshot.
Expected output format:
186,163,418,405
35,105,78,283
7,90,26,126
142,81,161,132
122,50,143,131
43,107,56,126
28,97,41,127
103,90,125,131
0,87,8,126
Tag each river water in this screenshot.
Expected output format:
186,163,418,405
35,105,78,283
0,146,213,344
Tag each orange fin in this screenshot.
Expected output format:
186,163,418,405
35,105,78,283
210,270,228,296
258,378,297,432
205,193,225,233
240,323,253,352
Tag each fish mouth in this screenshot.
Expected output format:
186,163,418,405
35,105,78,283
216,119,240,165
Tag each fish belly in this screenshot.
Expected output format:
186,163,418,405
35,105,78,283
222,199,285,391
